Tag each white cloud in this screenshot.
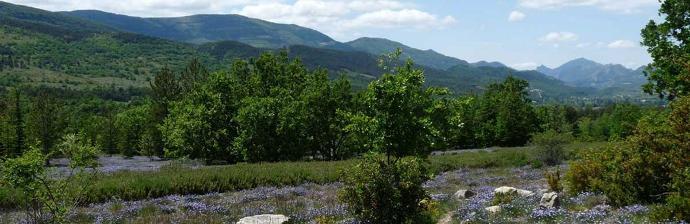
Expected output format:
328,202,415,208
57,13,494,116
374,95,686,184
235,1,455,39
607,40,637,49
519,0,658,13
511,62,539,70
7,0,270,17
576,42,591,48
344,9,456,29
508,11,526,22
539,32,578,42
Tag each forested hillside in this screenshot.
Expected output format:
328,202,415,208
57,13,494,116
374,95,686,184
0,1,653,102
63,10,353,50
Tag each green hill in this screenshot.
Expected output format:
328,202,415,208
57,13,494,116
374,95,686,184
0,1,623,101
346,37,469,70
63,10,353,50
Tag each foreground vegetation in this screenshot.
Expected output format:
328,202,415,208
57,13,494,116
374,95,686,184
0,143,598,211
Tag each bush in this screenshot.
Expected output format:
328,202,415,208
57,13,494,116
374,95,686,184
492,191,519,205
531,130,573,166
545,168,563,192
339,154,432,224
566,96,690,221
650,168,690,222
0,133,100,223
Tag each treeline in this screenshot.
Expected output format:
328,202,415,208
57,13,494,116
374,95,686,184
0,52,660,163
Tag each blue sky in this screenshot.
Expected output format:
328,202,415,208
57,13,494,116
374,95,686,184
8,0,661,69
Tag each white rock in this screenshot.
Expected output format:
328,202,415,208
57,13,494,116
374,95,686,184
494,186,534,197
236,214,290,224
453,189,475,199
485,205,502,214
539,192,560,208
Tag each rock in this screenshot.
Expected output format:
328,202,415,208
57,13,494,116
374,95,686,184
494,186,535,197
453,189,475,199
485,205,502,214
539,192,560,208
538,188,549,194
236,214,290,224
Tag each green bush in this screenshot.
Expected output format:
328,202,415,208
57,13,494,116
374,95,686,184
566,96,690,221
492,191,519,206
545,168,562,192
650,168,690,222
531,130,573,166
339,154,432,224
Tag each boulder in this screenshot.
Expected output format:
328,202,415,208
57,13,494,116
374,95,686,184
485,205,502,214
494,186,534,197
453,189,475,199
539,192,560,208
236,214,290,224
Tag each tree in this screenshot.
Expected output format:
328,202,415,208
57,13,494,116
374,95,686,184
100,106,118,155
339,53,435,224
149,67,181,157
8,88,25,156
345,60,447,158
641,0,690,100
115,104,151,157
162,70,243,163
301,74,352,160
478,77,537,147
27,90,63,165
179,58,209,94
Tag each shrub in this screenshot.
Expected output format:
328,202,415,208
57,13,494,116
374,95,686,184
566,96,690,221
545,168,562,192
0,133,99,223
650,168,690,222
531,130,573,166
339,154,432,224
492,191,519,206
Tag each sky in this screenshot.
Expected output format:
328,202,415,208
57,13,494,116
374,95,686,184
6,0,662,69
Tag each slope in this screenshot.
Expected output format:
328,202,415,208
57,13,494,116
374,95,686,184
536,58,647,89
63,10,352,50
346,37,470,70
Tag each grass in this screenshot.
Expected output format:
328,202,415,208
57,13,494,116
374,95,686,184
0,142,606,210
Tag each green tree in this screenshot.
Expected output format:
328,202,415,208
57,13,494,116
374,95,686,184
179,58,209,94
8,88,25,156
301,74,353,160
345,60,447,158
115,104,151,157
149,67,181,157
162,69,244,163
478,77,537,147
339,52,436,224
641,0,690,100
27,90,63,165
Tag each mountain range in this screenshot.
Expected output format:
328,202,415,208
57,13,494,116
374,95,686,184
0,1,652,102
536,58,647,89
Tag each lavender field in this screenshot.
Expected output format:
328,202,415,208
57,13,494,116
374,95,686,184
0,155,663,223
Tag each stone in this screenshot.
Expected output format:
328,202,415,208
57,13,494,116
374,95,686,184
494,186,535,197
236,214,290,224
539,192,560,208
485,205,502,214
453,189,475,199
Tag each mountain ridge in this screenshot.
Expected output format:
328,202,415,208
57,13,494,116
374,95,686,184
536,58,647,90
63,10,353,50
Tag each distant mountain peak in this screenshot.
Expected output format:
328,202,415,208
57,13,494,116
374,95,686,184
537,58,646,90
346,37,469,70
